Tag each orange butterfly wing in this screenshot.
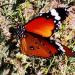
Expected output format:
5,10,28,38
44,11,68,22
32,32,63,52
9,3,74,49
20,32,75,58
20,33,58,58
25,17,55,37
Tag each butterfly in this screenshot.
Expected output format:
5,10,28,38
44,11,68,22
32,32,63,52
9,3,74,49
9,7,75,58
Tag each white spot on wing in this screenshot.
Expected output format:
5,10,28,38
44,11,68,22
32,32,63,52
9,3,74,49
54,20,56,23
55,42,65,52
55,16,61,20
51,9,61,20
51,9,58,16
56,21,62,28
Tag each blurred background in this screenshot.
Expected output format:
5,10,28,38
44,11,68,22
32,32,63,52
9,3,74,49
0,0,75,75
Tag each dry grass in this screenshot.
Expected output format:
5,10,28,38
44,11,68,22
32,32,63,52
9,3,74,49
0,0,75,75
